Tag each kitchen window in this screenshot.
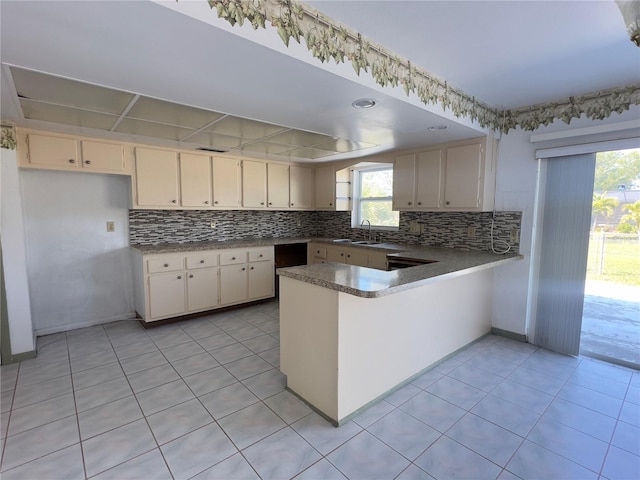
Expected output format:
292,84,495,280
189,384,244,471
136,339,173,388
353,165,399,228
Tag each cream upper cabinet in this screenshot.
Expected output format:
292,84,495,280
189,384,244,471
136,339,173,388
392,153,416,209
212,156,241,208
22,132,128,174
242,160,267,208
290,165,314,209
26,134,79,168
415,149,443,209
315,165,335,209
392,138,493,212
180,153,212,208
80,141,125,172
134,148,179,207
443,143,483,209
267,163,290,208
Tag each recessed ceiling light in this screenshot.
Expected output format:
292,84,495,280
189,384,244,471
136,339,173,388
428,125,448,131
352,98,377,109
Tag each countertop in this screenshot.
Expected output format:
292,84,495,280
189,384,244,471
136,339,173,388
130,238,522,299
277,244,522,298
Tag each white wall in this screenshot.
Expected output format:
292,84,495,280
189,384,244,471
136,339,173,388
491,107,640,337
1,149,35,355
20,169,135,335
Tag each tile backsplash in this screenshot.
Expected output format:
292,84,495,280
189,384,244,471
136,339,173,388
129,209,521,253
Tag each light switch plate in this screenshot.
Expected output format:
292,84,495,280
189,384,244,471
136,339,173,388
106,221,115,232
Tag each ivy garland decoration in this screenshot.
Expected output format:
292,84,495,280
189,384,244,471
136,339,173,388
1,125,17,150
210,0,639,133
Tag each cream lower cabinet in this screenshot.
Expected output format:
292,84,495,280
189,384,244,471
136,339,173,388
148,272,186,319
133,246,274,323
308,243,388,270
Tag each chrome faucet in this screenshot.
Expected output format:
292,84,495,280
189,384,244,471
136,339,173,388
360,219,372,241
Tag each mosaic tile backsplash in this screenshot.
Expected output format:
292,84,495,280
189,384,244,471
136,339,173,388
130,209,521,253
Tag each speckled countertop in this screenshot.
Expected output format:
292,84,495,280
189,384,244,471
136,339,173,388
131,238,522,298
278,244,522,298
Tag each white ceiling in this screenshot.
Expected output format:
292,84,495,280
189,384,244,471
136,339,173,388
1,0,638,163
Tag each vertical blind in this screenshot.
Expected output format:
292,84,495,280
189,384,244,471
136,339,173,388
533,153,596,356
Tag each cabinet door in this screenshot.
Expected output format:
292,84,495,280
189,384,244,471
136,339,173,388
368,253,388,271
81,141,124,172
248,261,274,300
315,165,335,209
180,153,212,207
187,267,219,312
345,250,369,267
242,160,267,208
27,134,79,168
444,143,483,209
148,272,185,319
219,265,248,305
290,165,314,209
267,163,290,208
392,153,416,209
326,246,346,263
135,148,179,207
415,149,442,209
212,157,241,207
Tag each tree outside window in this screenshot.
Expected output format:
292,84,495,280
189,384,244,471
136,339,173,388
357,167,399,227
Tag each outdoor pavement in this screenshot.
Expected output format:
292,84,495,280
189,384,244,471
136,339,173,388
581,280,640,368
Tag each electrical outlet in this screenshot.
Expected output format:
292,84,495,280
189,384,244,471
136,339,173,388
421,224,427,234
106,221,115,232
467,226,476,238
510,228,519,243
210,221,216,229
409,221,421,233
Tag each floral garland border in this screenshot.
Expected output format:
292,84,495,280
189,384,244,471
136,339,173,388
208,0,640,133
1,125,16,150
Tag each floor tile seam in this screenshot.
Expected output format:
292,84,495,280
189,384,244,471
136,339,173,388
555,389,624,421
502,370,568,398
0,362,20,470
441,430,525,470
395,405,452,435
86,443,158,479
423,386,487,412
0,439,84,476
147,415,217,449
6,408,79,439
522,427,608,476
566,376,633,401
365,420,440,464
482,392,546,422
442,370,498,394
608,422,640,457
72,362,127,394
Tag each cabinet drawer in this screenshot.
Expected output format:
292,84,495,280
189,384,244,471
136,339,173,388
219,250,246,265
248,247,273,262
312,246,327,259
186,253,219,269
147,257,184,274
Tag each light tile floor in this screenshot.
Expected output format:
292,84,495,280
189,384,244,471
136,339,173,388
1,301,638,480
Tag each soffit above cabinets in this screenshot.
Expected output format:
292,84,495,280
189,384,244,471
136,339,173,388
10,67,378,160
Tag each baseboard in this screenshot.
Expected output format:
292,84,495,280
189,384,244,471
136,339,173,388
491,327,527,343
3,349,36,364
34,312,137,336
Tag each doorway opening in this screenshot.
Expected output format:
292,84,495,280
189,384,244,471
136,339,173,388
580,148,640,369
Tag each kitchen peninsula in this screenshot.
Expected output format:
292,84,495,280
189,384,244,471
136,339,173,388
277,244,521,425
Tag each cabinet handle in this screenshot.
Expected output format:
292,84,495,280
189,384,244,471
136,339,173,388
259,254,263,258
347,254,351,258
417,202,422,205
329,202,333,206
269,202,272,205
241,267,246,271
204,200,209,204
446,201,450,205
291,203,294,206
340,253,344,257
171,200,177,204
250,266,254,270
68,159,75,164
214,200,219,205
260,202,265,205
164,263,169,267
189,274,193,278
408,202,412,205
200,260,205,264
231,257,236,260
84,160,91,165
177,275,182,279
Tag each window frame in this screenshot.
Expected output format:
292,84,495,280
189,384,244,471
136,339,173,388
352,165,399,230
